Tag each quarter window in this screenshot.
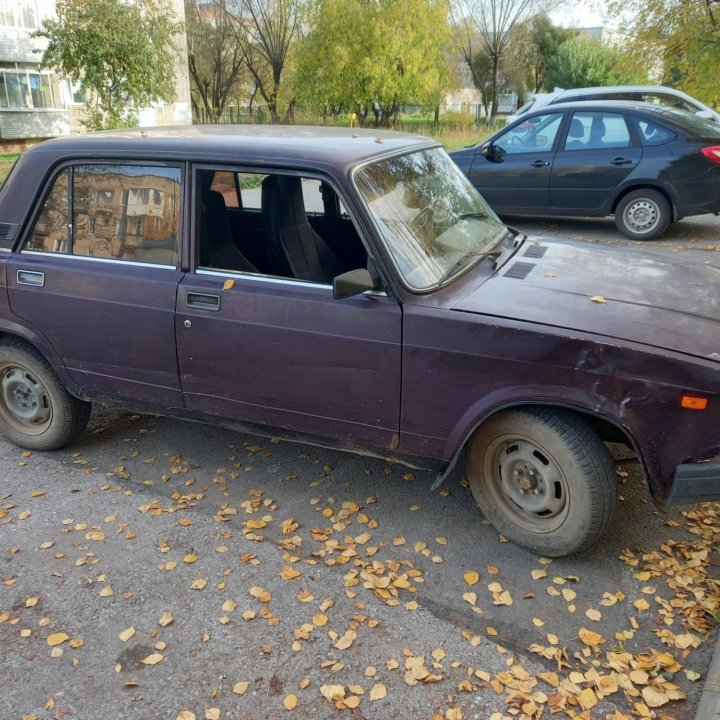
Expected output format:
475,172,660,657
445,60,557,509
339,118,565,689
26,164,182,266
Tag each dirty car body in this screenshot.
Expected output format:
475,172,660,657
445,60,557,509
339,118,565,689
0,125,718,556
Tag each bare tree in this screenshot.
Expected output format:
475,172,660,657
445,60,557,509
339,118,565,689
451,0,560,123
186,0,250,122
230,0,302,123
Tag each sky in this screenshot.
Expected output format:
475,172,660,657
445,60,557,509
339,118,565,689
550,0,608,29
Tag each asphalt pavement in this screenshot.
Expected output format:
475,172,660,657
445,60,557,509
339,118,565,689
1,214,719,720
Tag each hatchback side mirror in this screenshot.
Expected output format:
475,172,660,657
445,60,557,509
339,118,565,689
480,143,505,163
333,268,377,299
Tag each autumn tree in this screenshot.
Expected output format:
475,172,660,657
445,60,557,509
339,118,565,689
35,0,181,129
508,15,576,93
230,0,303,123
294,0,452,127
543,35,644,90
451,0,557,124
186,0,250,122
607,0,720,105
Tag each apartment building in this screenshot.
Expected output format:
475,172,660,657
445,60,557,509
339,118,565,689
0,0,190,148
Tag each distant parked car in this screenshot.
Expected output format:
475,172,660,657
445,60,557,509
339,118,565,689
450,100,720,239
507,85,720,125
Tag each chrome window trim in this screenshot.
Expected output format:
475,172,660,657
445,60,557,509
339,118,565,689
195,268,389,297
195,267,332,289
19,249,179,271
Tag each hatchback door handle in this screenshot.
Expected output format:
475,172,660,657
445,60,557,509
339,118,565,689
185,292,220,311
531,160,550,167
611,157,633,166
17,270,45,287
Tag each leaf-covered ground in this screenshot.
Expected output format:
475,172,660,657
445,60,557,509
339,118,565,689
1,408,718,720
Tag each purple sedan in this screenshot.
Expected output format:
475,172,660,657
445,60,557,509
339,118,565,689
0,125,717,556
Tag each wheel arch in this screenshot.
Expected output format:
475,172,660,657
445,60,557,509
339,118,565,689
610,184,677,221
0,321,76,393
445,398,648,487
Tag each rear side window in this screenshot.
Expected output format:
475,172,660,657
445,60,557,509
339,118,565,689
635,119,675,146
26,164,182,266
564,111,631,150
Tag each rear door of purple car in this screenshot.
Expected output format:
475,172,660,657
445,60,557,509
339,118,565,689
7,163,185,407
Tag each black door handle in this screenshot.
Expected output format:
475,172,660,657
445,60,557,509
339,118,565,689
531,160,550,167
611,158,633,166
186,292,221,311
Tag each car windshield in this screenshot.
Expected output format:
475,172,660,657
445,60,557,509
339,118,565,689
354,148,508,290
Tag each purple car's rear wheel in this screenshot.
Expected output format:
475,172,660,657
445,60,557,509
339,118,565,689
466,407,616,556
0,339,90,450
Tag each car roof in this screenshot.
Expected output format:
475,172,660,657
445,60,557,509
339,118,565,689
556,84,691,96
521,99,696,122
24,125,437,173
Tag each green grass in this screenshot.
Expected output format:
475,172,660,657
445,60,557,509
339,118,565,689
0,153,21,184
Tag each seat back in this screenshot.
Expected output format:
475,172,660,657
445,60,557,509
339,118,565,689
261,175,342,282
201,182,257,272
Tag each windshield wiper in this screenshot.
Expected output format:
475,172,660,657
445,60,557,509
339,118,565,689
456,211,490,221
437,248,500,285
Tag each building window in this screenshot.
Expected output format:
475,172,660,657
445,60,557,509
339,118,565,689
0,67,63,109
0,0,38,28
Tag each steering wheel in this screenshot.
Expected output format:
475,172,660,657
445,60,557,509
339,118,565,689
508,135,523,146
430,196,452,224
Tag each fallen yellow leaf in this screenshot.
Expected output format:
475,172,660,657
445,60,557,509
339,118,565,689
233,681,249,695
141,653,164,665
369,683,387,700
463,571,479,586
283,694,297,710
47,632,69,647
119,627,135,642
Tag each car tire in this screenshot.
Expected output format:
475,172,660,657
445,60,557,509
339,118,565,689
615,189,671,240
466,407,616,557
0,338,91,450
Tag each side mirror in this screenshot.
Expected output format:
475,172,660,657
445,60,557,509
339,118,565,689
480,143,505,163
333,268,377,300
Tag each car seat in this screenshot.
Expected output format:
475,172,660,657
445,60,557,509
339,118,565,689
261,175,343,282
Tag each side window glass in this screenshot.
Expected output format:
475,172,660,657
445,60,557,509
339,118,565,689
636,119,675,146
73,165,181,265
565,112,630,150
27,168,70,252
495,113,563,155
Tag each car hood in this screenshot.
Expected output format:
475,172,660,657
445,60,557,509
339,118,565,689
451,238,720,362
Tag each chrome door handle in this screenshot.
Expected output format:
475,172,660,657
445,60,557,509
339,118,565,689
531,160,550,167
185,292,221,311
17,270,45,287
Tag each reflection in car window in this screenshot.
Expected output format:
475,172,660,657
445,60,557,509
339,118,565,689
495,113,563,155
28,168,70,253
355,148,507,291
635,119,675,146
26,165,182,266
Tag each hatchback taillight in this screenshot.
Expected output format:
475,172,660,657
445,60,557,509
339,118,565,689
701,146,720,163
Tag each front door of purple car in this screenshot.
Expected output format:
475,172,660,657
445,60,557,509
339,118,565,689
175,169,402,448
